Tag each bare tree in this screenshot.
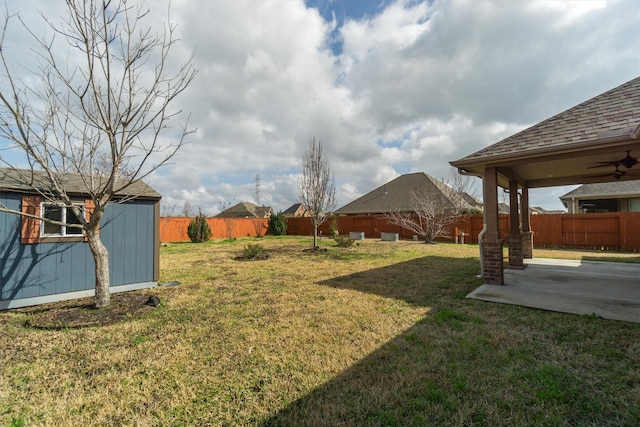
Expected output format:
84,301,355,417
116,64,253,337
251,218,265,237
384,172,472,243
182,201,194,217
160,201,177,243
223,216,236,239
0,1,196,308
297,137,336,248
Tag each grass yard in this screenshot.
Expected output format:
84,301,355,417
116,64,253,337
1,237,640,426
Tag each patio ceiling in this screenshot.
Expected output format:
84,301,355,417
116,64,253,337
451,76,640,189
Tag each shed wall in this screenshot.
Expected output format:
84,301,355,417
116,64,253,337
0,192,157,306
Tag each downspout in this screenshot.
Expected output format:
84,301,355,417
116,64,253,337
456,167,486,279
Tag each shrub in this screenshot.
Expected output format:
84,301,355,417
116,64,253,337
241,243,264,260
329,216,339,237
187,210,212,243
268,211,287,236
333,235,353,247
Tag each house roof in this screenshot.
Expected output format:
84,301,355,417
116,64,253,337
216,201,273,218
335,172,472,215
0,167,161,199
451,76,640,189
283,203,306,215
559,179,640,200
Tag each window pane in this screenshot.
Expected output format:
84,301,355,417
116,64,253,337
66,207,83,235
43,205,63,235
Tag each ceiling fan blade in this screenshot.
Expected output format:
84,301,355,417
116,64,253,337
588,162,620,169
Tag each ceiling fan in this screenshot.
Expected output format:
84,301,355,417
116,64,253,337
588,165,626,180
588,150,638,169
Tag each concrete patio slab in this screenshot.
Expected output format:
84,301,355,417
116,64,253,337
467,258,640,323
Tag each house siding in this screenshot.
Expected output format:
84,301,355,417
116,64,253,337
0,191,157,307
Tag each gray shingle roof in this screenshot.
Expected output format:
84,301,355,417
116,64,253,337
560,179,640,199
335,172,471,215
0,167,161,199
216,201,273,218
282,203,309,216
454,76,640,164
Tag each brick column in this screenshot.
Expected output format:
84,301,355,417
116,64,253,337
520,186,533,259
508,233,524,269
507,180,524,269
522,231,534,259
482,238,504,285
481,167,504,284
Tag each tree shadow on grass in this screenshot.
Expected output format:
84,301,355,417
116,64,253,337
263,256,497,426
262,256,628,426
317,255,482,307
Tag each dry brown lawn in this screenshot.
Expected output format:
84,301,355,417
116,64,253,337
1,237,639,426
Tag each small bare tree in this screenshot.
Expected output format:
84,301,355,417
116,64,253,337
223,217,236,239
384,173,472,243
252,218,266,237
182,201,194,217
297,137,336,248
0,1,196,308
160,201,177,243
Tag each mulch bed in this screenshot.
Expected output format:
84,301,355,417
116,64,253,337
18,292,159,329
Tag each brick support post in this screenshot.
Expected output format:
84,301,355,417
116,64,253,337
522,231,534,259
508,233,524,269
482,238,504,285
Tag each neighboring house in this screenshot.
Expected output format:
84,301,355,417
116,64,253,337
282,203,310,217
459,192,483,212
335,172,473,215
559,180,640,213
216,201,273,218
0,167,161,310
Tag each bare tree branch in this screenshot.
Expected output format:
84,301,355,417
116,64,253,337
0,0,196,308
297,137,336,248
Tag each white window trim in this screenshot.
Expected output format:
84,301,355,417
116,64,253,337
40,202,86,237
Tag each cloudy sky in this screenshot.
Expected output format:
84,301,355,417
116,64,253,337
2,0,640,214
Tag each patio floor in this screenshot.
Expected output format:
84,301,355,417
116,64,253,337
467,258,640,323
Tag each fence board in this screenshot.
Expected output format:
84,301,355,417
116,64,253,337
160,212,640,251
160,217,268,242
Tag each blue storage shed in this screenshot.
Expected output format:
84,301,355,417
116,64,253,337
0,168,161,309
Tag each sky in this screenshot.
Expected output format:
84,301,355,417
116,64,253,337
1,0,640,215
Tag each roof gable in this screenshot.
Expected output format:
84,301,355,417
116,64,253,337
335,172,471,215
217,201,273,218
560,179,640,199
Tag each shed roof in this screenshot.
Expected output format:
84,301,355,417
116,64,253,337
0,167,161,199
335,172,471,215
559,179,640,200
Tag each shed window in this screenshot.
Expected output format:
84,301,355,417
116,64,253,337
41,203,85,237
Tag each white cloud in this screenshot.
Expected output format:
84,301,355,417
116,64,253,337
1,0,639,213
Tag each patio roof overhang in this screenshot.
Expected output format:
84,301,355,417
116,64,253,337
449,75,640,286
450,130,640,190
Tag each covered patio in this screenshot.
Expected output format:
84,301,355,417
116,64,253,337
451,76,640,320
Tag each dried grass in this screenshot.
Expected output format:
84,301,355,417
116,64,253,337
1,237,639,426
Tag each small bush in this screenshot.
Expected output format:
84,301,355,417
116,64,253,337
187,210,212,243
329,216,339,237
268,211,287,236
241,243,265,260
333,235,353,247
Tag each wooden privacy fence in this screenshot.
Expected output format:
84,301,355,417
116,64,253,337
160,217,268,242
284,212,640,252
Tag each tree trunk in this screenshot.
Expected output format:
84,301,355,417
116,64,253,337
313,225,318,249
87,228,111,308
